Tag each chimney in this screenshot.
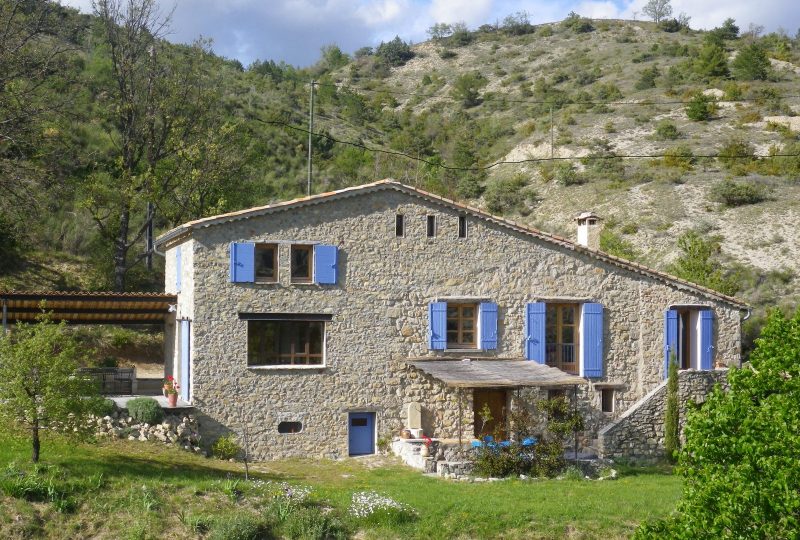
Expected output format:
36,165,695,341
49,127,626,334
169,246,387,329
575,212,602,250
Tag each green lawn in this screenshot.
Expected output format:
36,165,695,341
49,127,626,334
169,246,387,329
0,432,680,539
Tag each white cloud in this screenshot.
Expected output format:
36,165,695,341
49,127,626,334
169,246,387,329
428,0,494,25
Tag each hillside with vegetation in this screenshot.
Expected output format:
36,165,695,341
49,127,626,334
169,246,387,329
2,1,800,348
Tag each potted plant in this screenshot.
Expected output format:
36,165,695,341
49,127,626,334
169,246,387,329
163,375,179,407
420,434,433,457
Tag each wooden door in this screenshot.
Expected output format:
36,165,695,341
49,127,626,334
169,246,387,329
473,389,507,439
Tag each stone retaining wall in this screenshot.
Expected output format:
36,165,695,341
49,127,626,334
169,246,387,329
598,370,728,460
92,408,203,454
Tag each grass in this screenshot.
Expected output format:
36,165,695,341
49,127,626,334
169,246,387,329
0,430,681,539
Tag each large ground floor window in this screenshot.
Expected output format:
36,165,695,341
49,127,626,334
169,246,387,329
247,320,324,366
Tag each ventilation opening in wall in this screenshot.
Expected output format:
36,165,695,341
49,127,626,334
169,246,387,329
458,215,467,238
395,214,404,237
426,215,436,237
601,389,614,413
278,421,303,434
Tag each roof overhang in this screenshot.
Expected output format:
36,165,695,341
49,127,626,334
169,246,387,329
407,358,587,388
1,291,177,325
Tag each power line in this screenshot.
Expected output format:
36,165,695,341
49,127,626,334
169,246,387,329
251,115,800,172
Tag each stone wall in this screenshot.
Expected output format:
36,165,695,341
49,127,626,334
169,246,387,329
92,409,203,454
598,369,728,460
173,185,742,460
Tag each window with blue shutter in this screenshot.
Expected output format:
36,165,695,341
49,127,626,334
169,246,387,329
313,244,338,285
230,242,255,283
664,309,679,379
525,303,546,363
582,303,604,377
700,309,714,370
428,302,447,350
479,302,498,350
175,246,182,293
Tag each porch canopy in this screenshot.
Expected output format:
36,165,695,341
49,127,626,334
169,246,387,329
407,358,587,388
1,290,177,328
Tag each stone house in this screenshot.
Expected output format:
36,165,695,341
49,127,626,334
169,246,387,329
155,180,748,460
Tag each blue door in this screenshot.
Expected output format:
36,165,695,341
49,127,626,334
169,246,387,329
348,412,375,456
179,320,191,402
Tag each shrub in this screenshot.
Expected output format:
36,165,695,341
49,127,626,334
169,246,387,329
282,506,348,539
654,120,680,140
501,11,534,36
693,43,729,78
717,138,756,172
562,12,594,33
600,230,639,261
438,48,456,59
685,92,716,121
374,36,414,67
212,434,242,460
668,231,740,295
662,144,694,170
208,513,271,540
554,162,583,186
450,71,488,107
711,179,766,207
125,397,164,425
635,65,660,90
636,309,800,538
732,43,770,80
95,399,117,418
484,174,533,214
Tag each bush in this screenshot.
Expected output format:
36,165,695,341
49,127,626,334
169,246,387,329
95,398,117,417
636,309,800,538
711,179,766,207
450,71,488,107
717,138,756,173
685,92,716,121
554,162,583,186
208,513,272,540
562,12,594,33
654,120,680,140
126,397,164,425
282,506,348,539
212,434,242,460
662,144,694,170
732,43,770,80
600,230,639,261
374,36,414,67
484,174,533,214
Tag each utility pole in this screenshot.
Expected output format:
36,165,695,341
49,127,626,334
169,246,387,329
550,105,554,159
307,80,315,196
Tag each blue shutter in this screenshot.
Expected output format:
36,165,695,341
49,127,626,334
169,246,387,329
428,302,447,350
582,303,604,377
525,303,546,363
700,309,714,370
313,244,338,285
230,242,255,283
479,302,498,350
664,309,679,379
175,246,182,293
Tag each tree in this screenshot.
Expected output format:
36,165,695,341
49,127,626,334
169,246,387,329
694,43,729,78
663,351,679,462
685,92,716,121
732,43,771,80
642,0,673,23
375,36,414,66
668,231,739,295
450,71,487,107
87,0,231,290
0,317,104,462
636,309,800,538
427,22,452,41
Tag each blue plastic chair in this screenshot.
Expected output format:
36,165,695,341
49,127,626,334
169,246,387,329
521,437,538,447
471,440,483,448
499,440,511,448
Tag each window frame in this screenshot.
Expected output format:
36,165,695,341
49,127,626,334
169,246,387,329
254,243,278,283
290,244,313,283
446,302,478,349
246,319,326,369
426,215,436,237
458,215,468,238
545,303,580,375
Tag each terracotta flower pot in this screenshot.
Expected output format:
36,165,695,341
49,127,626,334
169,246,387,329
420,444,430,457
167,393,178,407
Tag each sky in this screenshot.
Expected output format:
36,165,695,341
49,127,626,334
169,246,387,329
61,0,800,67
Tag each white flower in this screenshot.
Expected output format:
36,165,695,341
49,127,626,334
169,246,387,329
348,491,416,518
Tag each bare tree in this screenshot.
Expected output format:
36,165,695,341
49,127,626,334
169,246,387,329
642,0,673,23
88,0,226,290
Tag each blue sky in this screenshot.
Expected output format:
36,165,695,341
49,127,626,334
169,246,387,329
62,0,799,66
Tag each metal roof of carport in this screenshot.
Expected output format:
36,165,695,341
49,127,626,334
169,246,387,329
407,358,587,388
1,291,177,327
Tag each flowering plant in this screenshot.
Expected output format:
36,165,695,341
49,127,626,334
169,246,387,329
422,434,433,448
349,491,417,519
163,375,179,396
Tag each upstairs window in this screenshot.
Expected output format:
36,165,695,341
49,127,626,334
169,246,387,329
395,214,404,237
291,245,312,283
247,320,324,366
545,304,579,374
447,303,477,349
426,215,436,237
458,215,467,238
255,244,277,282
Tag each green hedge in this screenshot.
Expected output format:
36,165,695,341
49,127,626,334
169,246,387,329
126,397,164,425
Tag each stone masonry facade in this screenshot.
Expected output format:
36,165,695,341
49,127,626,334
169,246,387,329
159,182,745,460
598,370,728,460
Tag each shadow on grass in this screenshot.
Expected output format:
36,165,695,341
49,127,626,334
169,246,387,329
615,461,676,477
